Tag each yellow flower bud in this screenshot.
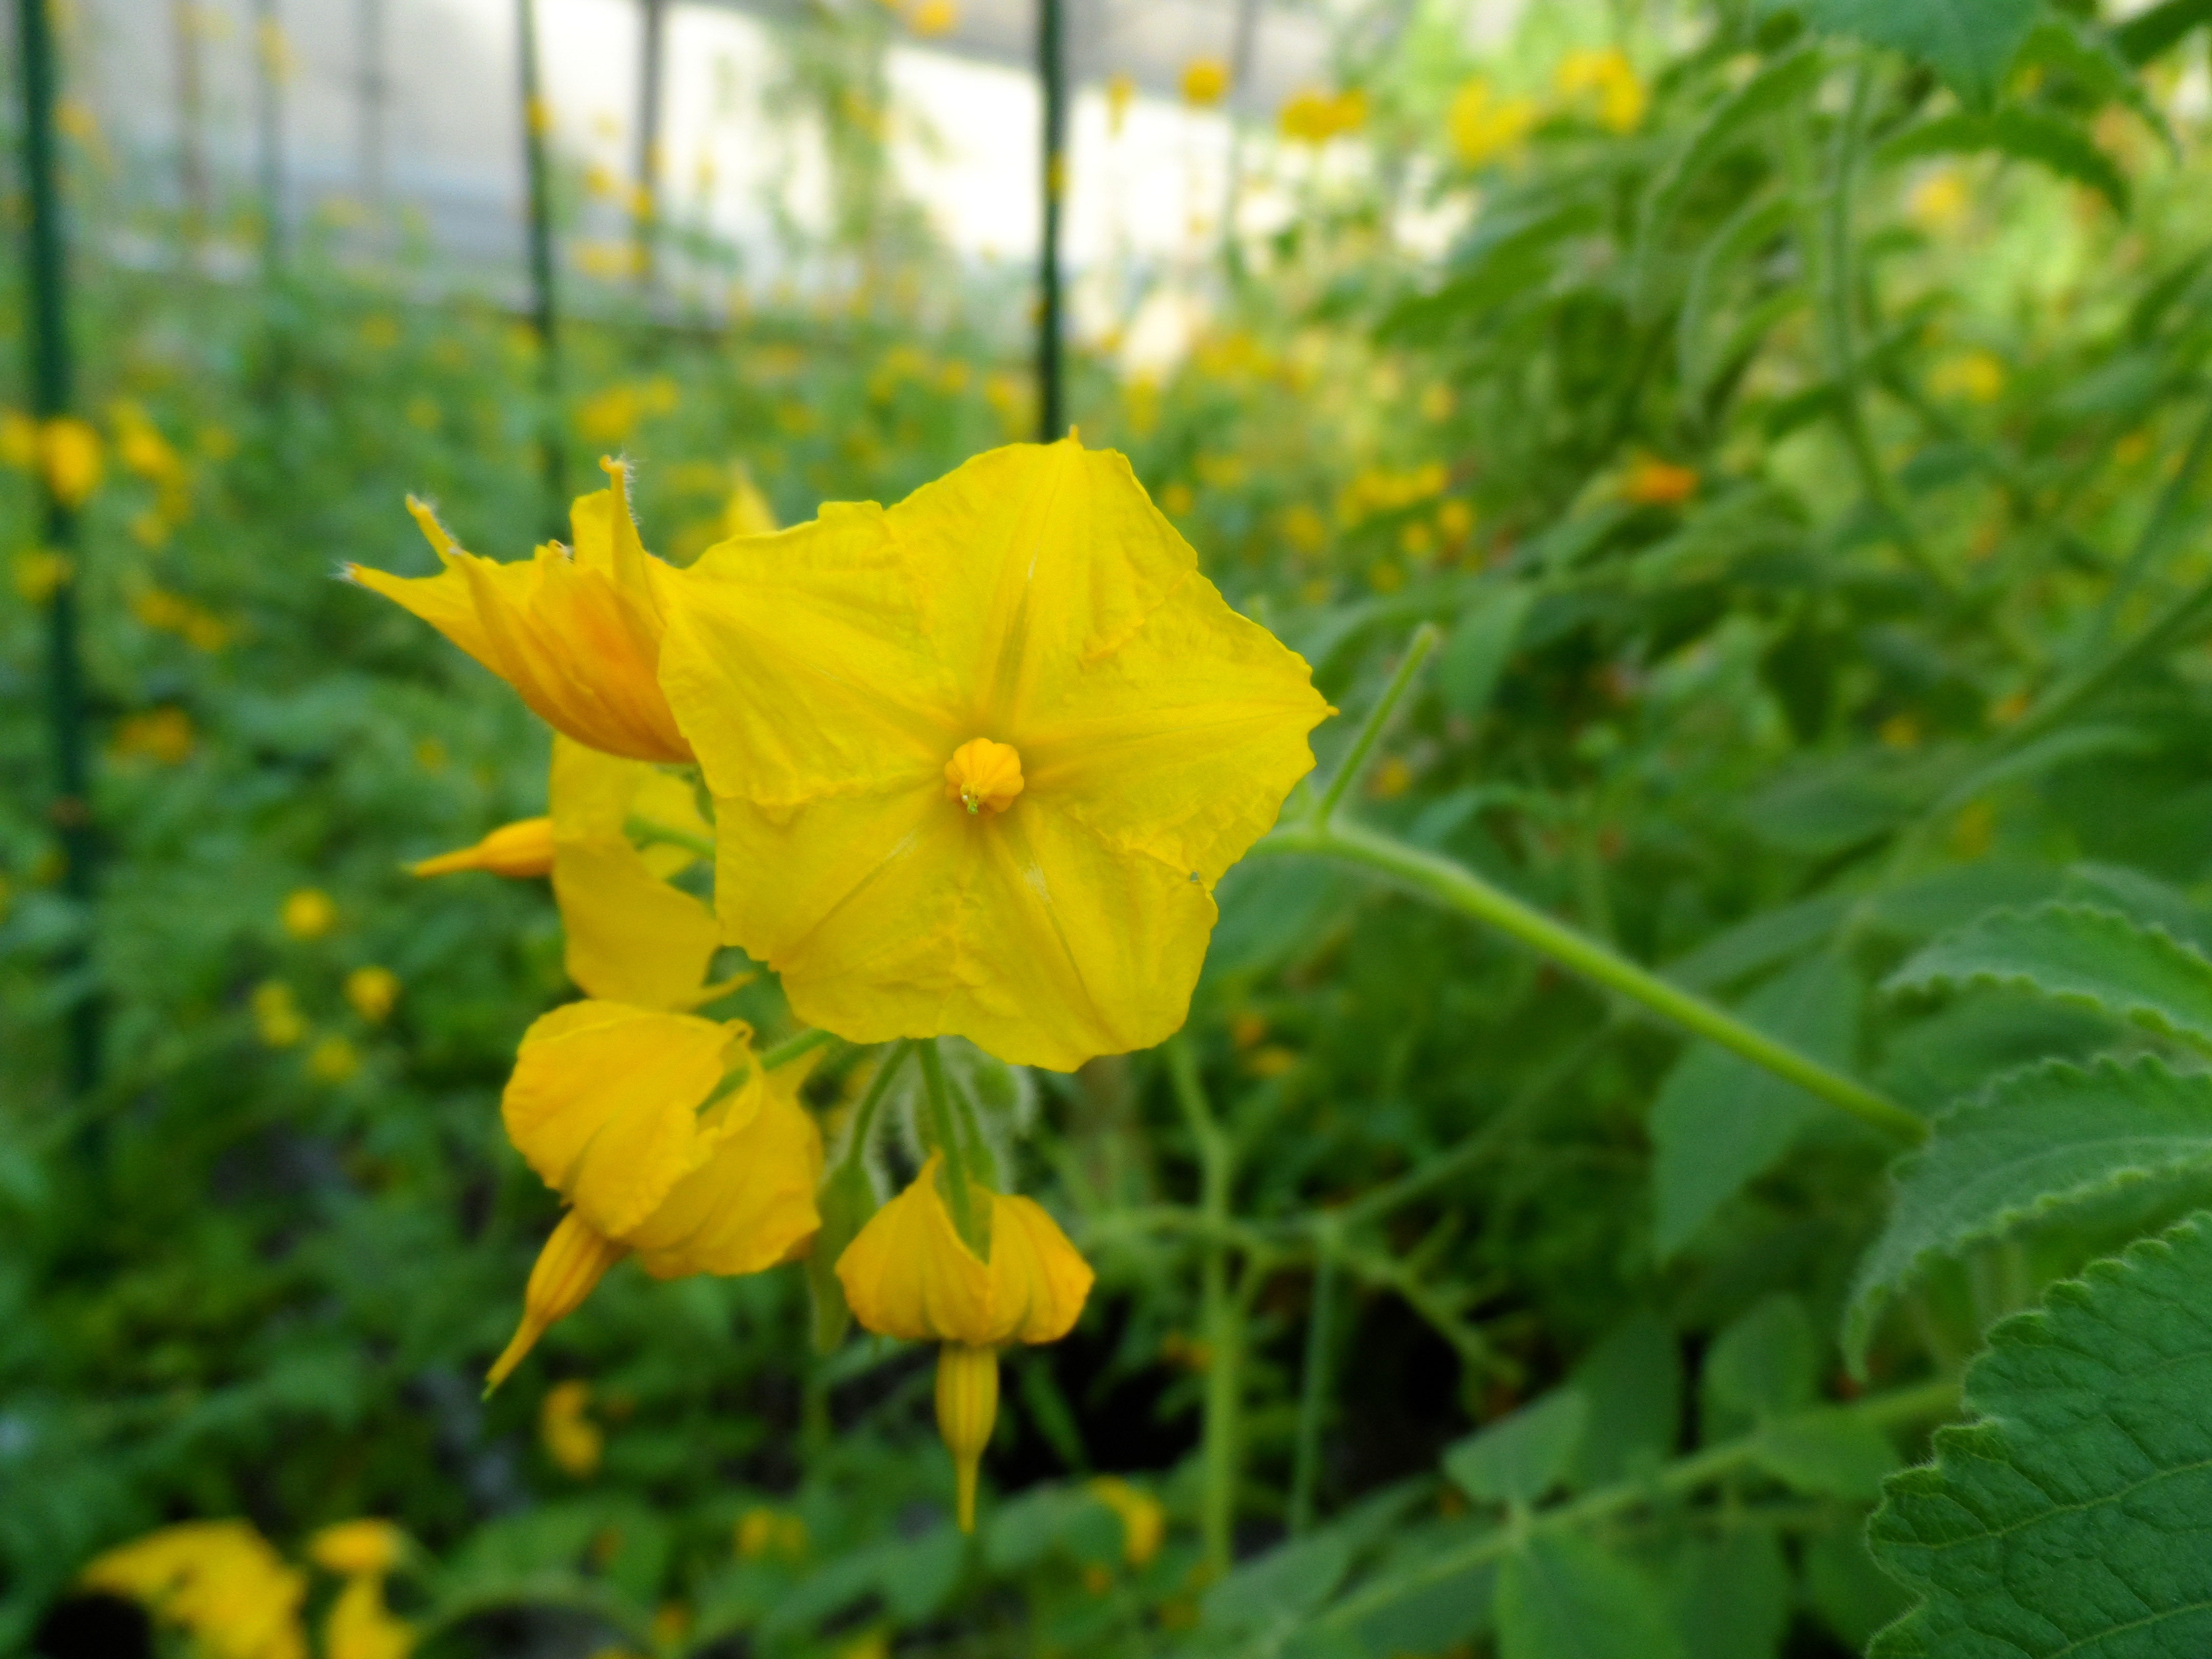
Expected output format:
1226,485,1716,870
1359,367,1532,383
410,816,556,879
486,1210,627,1392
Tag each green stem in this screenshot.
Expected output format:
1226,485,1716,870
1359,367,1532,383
761,1027,837,1071
1311,623,1440,825
920,1039,985,1253
835,1039,910,1173
1249,819,1923,1143
624,815,715,860
1289,1228,1339,1536
1310,1376,1959,1638
2088,382,2212,646
1167,1037,1242,1577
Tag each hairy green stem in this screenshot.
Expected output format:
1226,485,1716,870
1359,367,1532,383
834,1039,909,1174
1311,623,1440,825
1250,819,1923,1143
1167,1037,1243,1577
920,1040,985,1253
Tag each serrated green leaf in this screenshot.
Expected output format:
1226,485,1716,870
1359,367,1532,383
1886,903,2212,1054
1795,0,2040,107
1869,1211,2212,1656
1756,1408,1900,1499
1444,1390,1588,1507
1496,1535,1688,1659
1880,108,2131,212
1651,952,1865,1258
1846,1056,2212,1367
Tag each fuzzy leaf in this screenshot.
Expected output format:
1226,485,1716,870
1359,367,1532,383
1868,1212,2212,1656
1846,1056,2212,1366
1886,903,2212,1053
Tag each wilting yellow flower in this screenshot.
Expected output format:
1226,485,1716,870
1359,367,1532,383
1181,57,1229,108
309,1035,361,1083
486,1011,822,1387
660,439,1329,1070
253,982,306,1048
323,1575,413,1659
1279,86,1366,143
1448,78,1538,167
540,1378,604,1477
1621,456,1698,506
1557,47,1645,133
282,888,336,939
38,416,103,506
1931,350,2006,403
411,816,557,879
1088,1476,1164,1565
82,1521,307,1659
345,965,400,1023
837,1154,1093,1529
349,461,692,762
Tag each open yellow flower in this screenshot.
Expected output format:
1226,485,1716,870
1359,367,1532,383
349,460,690,762
82,1521,307,1659
658,438,1330,1070
836,1152,1093,1529
485,1006,822,1388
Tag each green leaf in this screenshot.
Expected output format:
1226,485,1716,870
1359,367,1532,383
1204,1534,1354,1631
1886,902,2212,1054
1805,1525,1912,1648
1437,585,1534,720
1846,1056,2212,1366
1495,1535,1688,1659
1444,1389,1589,1507
1665,1530,1790,1659
1570,1312,1682,1487
1795,0,2041,107
1651,952,1865,1258
2113,0,2212,65
1869,1211,2212,1656
1755,1408,1900,1499
1704,1294,1818,1427
1880,108,2131,214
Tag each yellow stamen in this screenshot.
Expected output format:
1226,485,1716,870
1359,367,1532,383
485,1211,626,1394
943,738,1024,816
936,1342,999,1532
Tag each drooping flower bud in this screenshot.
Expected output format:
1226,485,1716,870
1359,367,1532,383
485,1210,625,1393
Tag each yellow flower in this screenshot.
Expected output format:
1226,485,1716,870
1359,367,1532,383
309,1035,361,1083
345,965,400,1023
282,888,336,939
323,1575,414,1659
540,1378,604,1476
1088,1476,1164,1566
113,402,188,487
486,1011,822,1388
81,1520,307,1659
308,1520,407,1579
1107,73,1135,136
1557,47,1646,133
836,1154,1092,1530
1448,78,1537,167
253,982,306,1048
349,461,693,763
910,0,956,34
113,706,195,765
735,1507,808,1560
38,416,103,506
411,816,557,879
1621,456,1698,506
1181,57,1229,108
1280,86,1366,143
1931,350,2006,403
658,440,1329,1070
1908,168,1970,234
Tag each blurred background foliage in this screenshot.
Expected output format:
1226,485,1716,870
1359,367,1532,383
8,0,2212,1654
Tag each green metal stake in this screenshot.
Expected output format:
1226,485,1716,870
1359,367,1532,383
1035,0,1065,442
16,0,100,1095
517,0,567,525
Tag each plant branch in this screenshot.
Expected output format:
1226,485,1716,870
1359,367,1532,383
1310,623,1440,825
762,1027,838,1071
1167,1036,1243,1578
919,1039,985,1253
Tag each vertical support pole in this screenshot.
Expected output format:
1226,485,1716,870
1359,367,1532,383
357,0,387,204
16,0,100,1096
517,0,567,524
253,0,285,276
173,0,208,243
1219,0,1259,285
1035,0,1065,443
633,0,666,285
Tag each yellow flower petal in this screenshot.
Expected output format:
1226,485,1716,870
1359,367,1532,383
626,1059,824,1278
502,1002,752,1237
307,1520,407,1578
349,463,690,762
83,1521,308,1659
411,816,556,879
836,1155,1093,1346
323,1573,414,1659
660,440,1330,1070
485,1209,625,1391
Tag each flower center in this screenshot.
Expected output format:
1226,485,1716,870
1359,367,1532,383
944,738,1024,816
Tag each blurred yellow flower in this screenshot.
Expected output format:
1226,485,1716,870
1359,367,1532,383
309,1035,361,1083
487,1014,822,1388
1,407,35,467
1088,1476,1164,1565
735,1506,809,1561
38,416,103,506
350,461,694,763
134,586,231,651
540,1378,604,1476
253,982,306,1048
1281,502,1327,554
1159,480,1195,516
112,402,188,487
411,816,556,879
1369,755,1414,799
1280,86,1366,143
282,888,337,939
1437,498,1476,541
1622,456,1698,506
323,1574,413,1659
359,313,402,350
1880,712,1923,750
838,1153,1092,1529
1448,78,1537,167
657,439,1331,1070
1420,384,1455,422
82,1520,307,1659
1181,57,1229,108
308,1521,407,1579
414,737,449,771
1107,72,1135,135
910,0,955,34
1931,350,2006,403
836,1630,890,1659
345,966,400,1023
1907,168,1970,234
113,706,195,765
404,395,441,432
1557,47,1645,132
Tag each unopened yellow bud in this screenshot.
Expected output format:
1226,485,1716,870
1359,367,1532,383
936,1343,998,1533
411,816,557,879
486,1211,626,1393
